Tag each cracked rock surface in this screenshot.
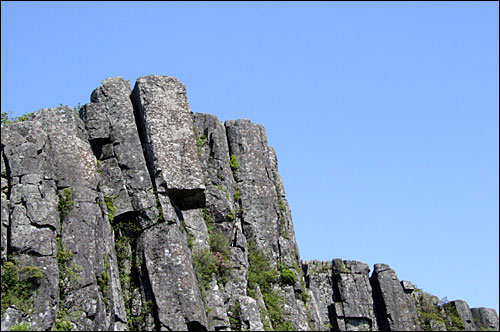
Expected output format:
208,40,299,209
1,76,497,331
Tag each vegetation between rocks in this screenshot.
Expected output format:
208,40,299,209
247,240,293,331
1,260,42,316
193,209,232,296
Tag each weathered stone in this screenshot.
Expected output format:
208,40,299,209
3,76,497,332
131,75,205,211
303,260,335,331
1,307,32,331
30,107,127,331
1,121,59,331
401,280,415,294
471,307,499,331
237,295,264,331
412,289,446,331
443,300,476,331
138,222,208,331
305,288,323,331
370,263,420,331
193,113,237,222
205,277,230,330
282,285,310,330
182,209,209,251
81,77,159,229
331,259,378,331
250,285,273,330
225,119,300,269
193,112,250,302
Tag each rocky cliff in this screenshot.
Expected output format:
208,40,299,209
1,76,498,331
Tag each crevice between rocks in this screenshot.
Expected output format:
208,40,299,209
2,148,13,259
129,91,158,198
369,273,389,331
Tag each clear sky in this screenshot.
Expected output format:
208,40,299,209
2,1,498,313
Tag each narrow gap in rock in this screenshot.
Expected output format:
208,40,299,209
129,91,158,194
2,148,13,258
369,273,388,331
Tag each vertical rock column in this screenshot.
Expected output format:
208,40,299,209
1,122,59,331
80,77,159,228
225,119,306,330
131,75,205,213
131,75,208,331
31,107,127,331
303,260,335,331
80,77,163,330
370,263,420,331
225,119,299,266
193,112,246,330
331,259,378,331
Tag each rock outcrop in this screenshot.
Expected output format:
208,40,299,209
1,75,497,331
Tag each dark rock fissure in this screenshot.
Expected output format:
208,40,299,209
370,271,390,331
89,138,113,160
129,93,157,195
1,148,13,259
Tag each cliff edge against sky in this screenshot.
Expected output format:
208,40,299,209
1,76,498,331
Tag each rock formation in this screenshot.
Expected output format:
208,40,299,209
1,75,498,331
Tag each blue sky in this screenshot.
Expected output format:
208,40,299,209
2,1,498,312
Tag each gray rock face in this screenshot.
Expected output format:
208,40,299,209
282,285,310,330
81,76,159,229
225,119,299,268
131,75,205,211
236,295,264,331
370,263,420,331
303,260,335,331
332,259,378,331
138,223,208,331
443,300,476,331
193,113,249,301
2,76,497,332
193,113,237,222
471,307,499,331
1,307,32,331
30,107,127,331
204,278,230,331
2,121,61,331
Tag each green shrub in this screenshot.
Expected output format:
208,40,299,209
1,111,33,124
56,238,82,328
11,322,36,331
247,241,294,330
201,208,215,224
193,249,218,296
229,154,239,171
209,229,231,261
58,188,74,220
196,133,208,156
233,190,241,200
1,260,42,315
228,302,242,331
53,318,73,331
228,209,236,221
104,196,117,223
194,215,232,294
247,241,278,293
280,268,297,286
443,304,465,331
97,255,111,309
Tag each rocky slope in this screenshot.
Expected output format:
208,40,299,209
1,76,498,331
